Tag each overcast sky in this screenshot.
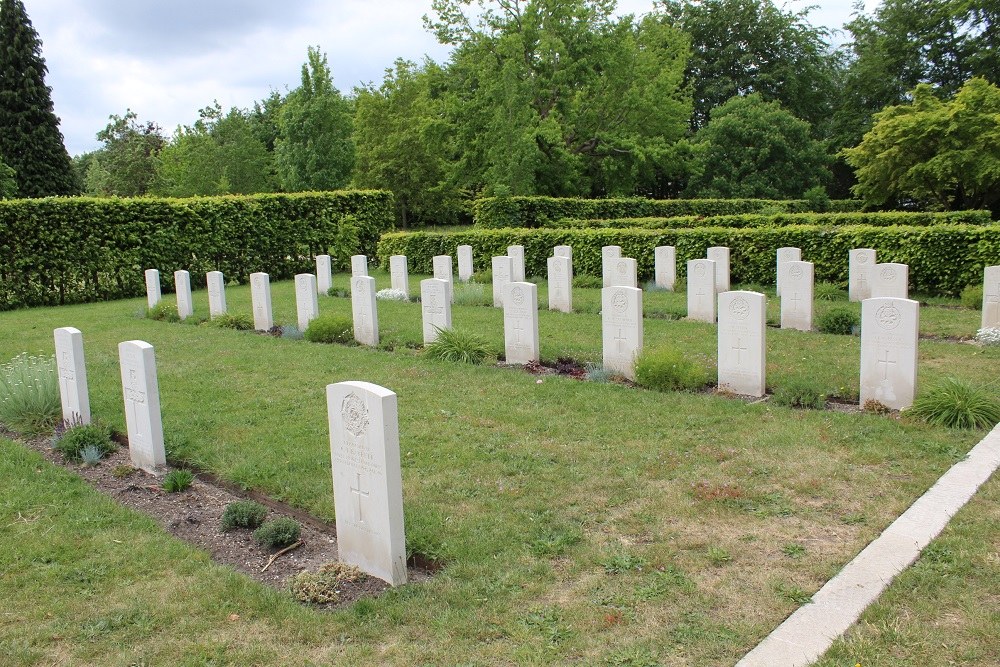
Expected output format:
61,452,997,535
25,0,869,156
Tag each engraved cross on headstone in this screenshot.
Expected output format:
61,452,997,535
696,287,706,305
877,349,897,379
615,327,627,353
350,471,370,524
513,320,524,345
732,338,747,366
789,292,802,312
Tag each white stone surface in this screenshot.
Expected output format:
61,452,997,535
420,278,452,345
503,282,539,364
707,246,730,292
687,259,717,323
606,257,638,288
849,248,876,301
507,245,525,282
118,340,165,474
295,273,319,331
351,276,379,347
602,286,643,380
655,246,676,290
982,265,1000,330
389,255,409,298
492,255,513,308
870,262,909,299
207,271,226,318
351,255,369,277
780,261,814,331
547,255,573,313
601,245,622,286
776,247,801,297
144,269,161,308
54,327,90,425
717,292,766,397
457,245,473,282
554,245,572,259
250,272,274,331
327,380,407,586
174,270,193,320
432,255,454,303
860,297,919,410
316,255,333,295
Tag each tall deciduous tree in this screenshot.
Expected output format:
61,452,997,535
0,0,76,197
84,110,165,197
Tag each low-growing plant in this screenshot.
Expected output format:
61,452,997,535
162,469,194,493
79,444,106,466
816,307,860,335
279,324,304,340
771,378,827,409
424,328,492,364
376,288,409,302
304,314,354,344
326,287,350,298
908,378,1000,429
814,282,847,301
289,562,364,604
0,353,61,435
471,269,492,284
600,551,647,574
634,345,710,392
453,282,492,307
254,517,301,550
975,327,1000,346
782,543,807,558
209,313,254,330
862,398,892,415
960,284,983,310
112,464,136,479
146,302,181,323
220,500,268,531
54,421,115,461
707,546,731,566
572,274,602,289
584,363,613,383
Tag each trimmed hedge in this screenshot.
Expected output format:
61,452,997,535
377,225,1000,296
473,196,863,229
555,210,993,229
0,191,394,310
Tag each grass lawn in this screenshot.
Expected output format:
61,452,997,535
0,271,997,665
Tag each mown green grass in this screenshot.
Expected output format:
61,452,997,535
0,271,996,665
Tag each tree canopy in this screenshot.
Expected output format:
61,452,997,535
84,111,165,197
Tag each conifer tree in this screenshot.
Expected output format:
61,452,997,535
0,0,77,197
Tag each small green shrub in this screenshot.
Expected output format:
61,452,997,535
254,517,302,549
771,378,827,409
289,562,364,604
453,282,492,307
146,302,181,323
802,185,830,212
79,444,106,466
960,284,983,310
279,324,304,340
54,422,115,461
572,274,602,289
327,287,351,298
816,307,860,335
304,314,354,344
425,328,492,364
220,500,268,531
634,346,710,392
0,353,61,435
210,313,254,330
908,378,1000,429
814,282,847,301
162,469,194,493
471,269,492,284
584,363,612,383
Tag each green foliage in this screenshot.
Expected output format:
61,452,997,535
162,470,194,493
253,517,301,550
771,378,827,409
424,328,492,364
813,282,847,301
0,190,392,310
908,378,1000,429
816,308,859,335
85,110,165,197
960,285,984,310
303,314,354,344
53,422,115,462
220,500,268,532
452,282,491,307
0,153,16,199
146,302,181,323
289,562,364,604
572,274,603,289
684,94,831,199
0,353,59,434
844,79,1000,212
209,313,254,330
79,444,106,466
634,345,709,391
802,185,830,212
555,210,989,230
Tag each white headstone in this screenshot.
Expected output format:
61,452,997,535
352,275,379,347
508,245,526,282
389,255,409,298
174,270,193,320
351,255,369,277
554,245,572,260
780,261,814,331
602,286,643,380
432,255,454,303
327,381,406,586
492,255,513,308
687,259,717,323
206,271,226,318
717,292,766,397
982,265,1000,330
420,278,452,345
860,298,919,410
250,272,274,331
870,263,909,299
54,327,90,425
776,247,802,297
849,248,877,302
118,340,166,474
655,246,676,290
607,257,638,288
547,255,572,313
457,245,473,282
503,282,540,364
706,247,731,292
316,255,333,295
601,245,622,286
144,269,161,308
295,273,320,331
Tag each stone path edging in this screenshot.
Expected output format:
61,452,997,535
735,423,1000,667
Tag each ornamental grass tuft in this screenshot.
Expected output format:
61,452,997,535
634,345,709,392
424,328,492,364
0,353,61,435
908,378,1000,429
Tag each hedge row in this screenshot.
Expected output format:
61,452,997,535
377,225,1000,296
555,210,994,230
473,196,864,229
0,191,394,310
